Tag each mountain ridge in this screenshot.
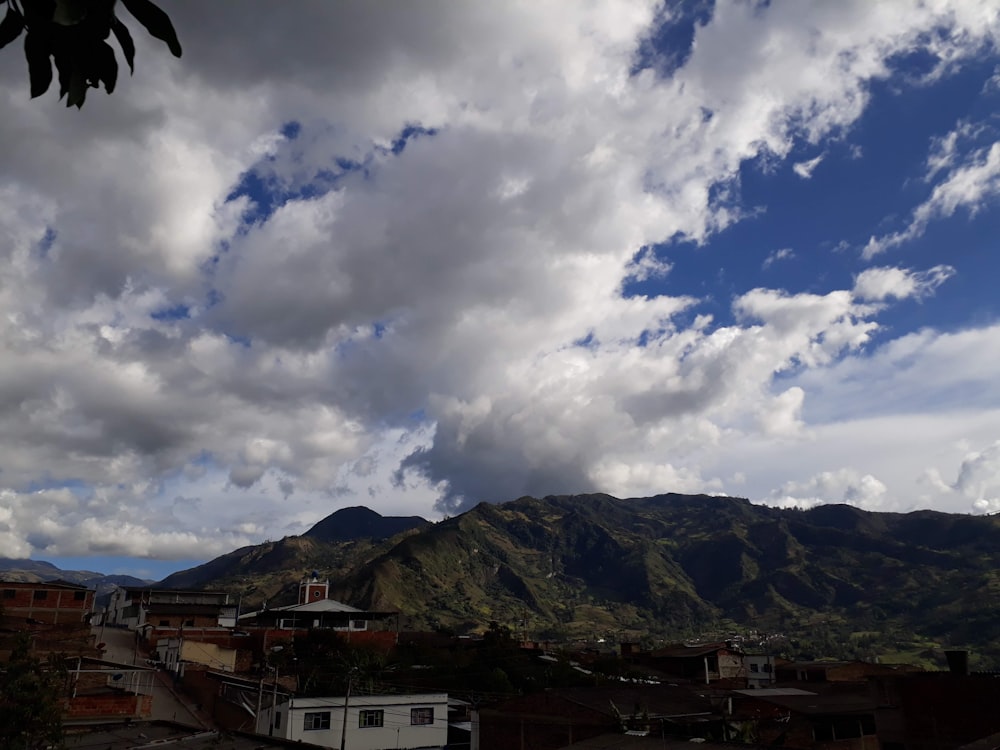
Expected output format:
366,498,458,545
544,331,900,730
151,494,1000,665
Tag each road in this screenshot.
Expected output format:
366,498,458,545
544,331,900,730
94,625,211,726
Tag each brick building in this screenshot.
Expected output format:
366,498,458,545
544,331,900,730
1,580,95,625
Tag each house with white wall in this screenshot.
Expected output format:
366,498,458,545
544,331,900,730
257,692,448,750
743,652,776,689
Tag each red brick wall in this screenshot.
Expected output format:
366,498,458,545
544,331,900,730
64,692,152,719
1,584,94,624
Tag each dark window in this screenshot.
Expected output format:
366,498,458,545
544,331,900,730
763,663,772,672
33,590,48,600
2,589,15,599
184,619,194,626
411,707,434,725
831,717,863,740
159,620,170,626
74,591,87,601
359,709,384,728
750,663,760,673
813,722,834,742
304,711,330,731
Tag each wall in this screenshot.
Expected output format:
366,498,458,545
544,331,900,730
1,584,94,624
262,694,449,750
478,692,612,750
64,693,152,719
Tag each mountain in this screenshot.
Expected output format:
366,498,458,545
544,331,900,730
0,558,153,601
156,507,429,599
155,494,1000,665
303,505,429,543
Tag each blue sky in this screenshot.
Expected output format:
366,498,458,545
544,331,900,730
2,1,1000,580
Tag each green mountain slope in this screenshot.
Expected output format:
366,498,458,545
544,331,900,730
160,494,1000,662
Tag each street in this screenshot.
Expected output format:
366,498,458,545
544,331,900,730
93,625,211,726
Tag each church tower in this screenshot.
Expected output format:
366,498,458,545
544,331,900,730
298,571,329,604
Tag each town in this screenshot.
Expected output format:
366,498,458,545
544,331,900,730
3,573,999,750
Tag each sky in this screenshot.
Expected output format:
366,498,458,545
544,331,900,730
2,0,1000,580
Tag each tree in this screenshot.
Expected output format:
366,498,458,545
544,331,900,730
0,0,181,108
0,633,68,750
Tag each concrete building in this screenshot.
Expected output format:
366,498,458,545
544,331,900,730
744,653,777,689
106,586,237,630
257,692,449,750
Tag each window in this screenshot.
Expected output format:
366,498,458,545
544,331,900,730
33,590,48,600
184,619,195,626
750,663,760,673
359,709,384,728
73,591,87,601
2,589,15,599
351,619,367,630
159,620,170,626
411,707,434,725
763,663,772,673
304,712,331,731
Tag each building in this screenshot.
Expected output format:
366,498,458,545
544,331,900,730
1,580,95,625
869,668,1000,750
106,586,237,630
775,660,897,684
476,685,720,750
744,652,777,689
257,693,449,750
158,633,253,674
237,575,396,637
644,642,744,684
730,685,879,749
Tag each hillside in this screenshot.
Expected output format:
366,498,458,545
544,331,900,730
158,494,1000,665
157,506,429,605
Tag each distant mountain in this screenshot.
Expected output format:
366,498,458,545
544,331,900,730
150,495,1000,666
0,558,153,601
156,507,428,598
303,505,429,543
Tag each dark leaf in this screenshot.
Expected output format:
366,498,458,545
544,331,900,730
67,67,87,108
24,31,53,98
121,0,181,57
0,6,25,50
111,15,134,73
53,47,72,99
20,0,56,24
95,40,117,93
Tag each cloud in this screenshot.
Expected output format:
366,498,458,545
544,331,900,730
0,1,999,558
762,247,795,269
792,154,824,179
852,264,955,301
864,140,1000,257
768,468,889,510
952,441,1000,512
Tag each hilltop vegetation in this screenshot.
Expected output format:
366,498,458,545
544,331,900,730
159,495,1000,667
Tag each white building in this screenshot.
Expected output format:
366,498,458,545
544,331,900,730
257,692,448,750
744,653,776,689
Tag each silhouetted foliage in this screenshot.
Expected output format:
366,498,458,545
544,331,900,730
0,0,181,108
0,633,67,750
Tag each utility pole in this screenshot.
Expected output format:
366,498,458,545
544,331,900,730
269,667,279,736
255,675,264,734
340,674,353,750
